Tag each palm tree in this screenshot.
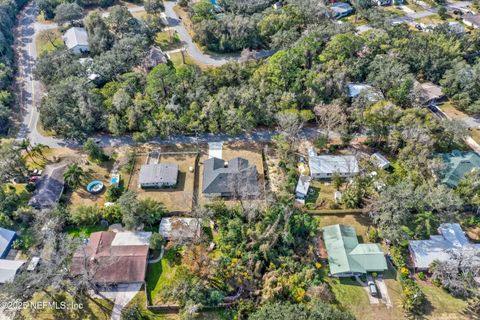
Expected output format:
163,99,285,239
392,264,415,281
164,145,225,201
31,143,49,161
19,138,38,165
63,163,85,190
415,211,435,238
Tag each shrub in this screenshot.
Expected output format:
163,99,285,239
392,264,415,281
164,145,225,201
417,272,426,281
150,233,166,250
106,184,124,202
367,228,379,242
70,205,103,226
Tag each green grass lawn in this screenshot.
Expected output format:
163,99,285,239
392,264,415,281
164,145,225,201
35,29,64,54
418,281,469,319
3,183,31,207
155,30,181,50
169,51,206,69
316,214,373,243
306,180,341,209
66,225,108,238
147,248,183,305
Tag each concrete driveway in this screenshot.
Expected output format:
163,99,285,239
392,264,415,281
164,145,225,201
92,283,142,320
355,275,380,304
377,275,393,308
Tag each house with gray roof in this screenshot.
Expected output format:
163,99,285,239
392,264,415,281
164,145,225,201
309,148,359,180
409,223,480,271
142,47,169,71
347,83,384,102
0,227,16,259
371,152,390,170
322,224,387,277
295,175,311,203
139,163,178,188
63,27,90,54
159,217,202,241
203,157,259,198
439,150,480,187
29,164,67,209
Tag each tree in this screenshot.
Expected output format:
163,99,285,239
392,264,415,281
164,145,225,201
117,191,165,230
0,141,27,182
64,163,85,190
430,248,480,298
438,6,448,20
150,233,165,250
107,5,139,39
54,2,83,26
85,12,114,54
38,30,60,49
84,138,105,161
313,103,346,143
144,0,165,16
414,211,435,238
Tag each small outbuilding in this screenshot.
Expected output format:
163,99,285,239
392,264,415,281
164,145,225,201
0,259,26,284
370,152,390,170
139,163,179,188
347,83,384,102
295,175,311,203
63,27,90,54
330,2,353,19
159,217,202,241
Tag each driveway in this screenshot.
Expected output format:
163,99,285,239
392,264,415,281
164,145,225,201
355,275,380,304
92,283,142,320
376,275,393,308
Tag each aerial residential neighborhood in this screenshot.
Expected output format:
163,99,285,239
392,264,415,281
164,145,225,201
0,0,479,319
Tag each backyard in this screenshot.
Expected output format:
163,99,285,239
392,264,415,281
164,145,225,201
316,213,373,243
418,281,470,319
147,248,184,305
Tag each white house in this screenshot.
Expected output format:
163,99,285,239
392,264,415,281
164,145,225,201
138,163,178,188
295,175,311,204
308,148,359,180
409,223,480,271
63,27,90,54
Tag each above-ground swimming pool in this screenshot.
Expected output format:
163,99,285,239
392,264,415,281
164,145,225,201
86,180,104,194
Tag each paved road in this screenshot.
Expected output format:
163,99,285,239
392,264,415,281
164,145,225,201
163,1,239,66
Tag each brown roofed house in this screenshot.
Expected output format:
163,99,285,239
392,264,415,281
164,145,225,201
71,231,151,284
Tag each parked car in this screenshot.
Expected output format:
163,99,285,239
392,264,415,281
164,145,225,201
29,176,40,183
368,280,378,297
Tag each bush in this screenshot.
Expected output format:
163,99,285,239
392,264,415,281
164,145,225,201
70,205,103,226
314,134,328,149
150,233,166,250
106,184,124,202
390,245,406,268
417,272,426,281
367,229,379,242
401,278,425,314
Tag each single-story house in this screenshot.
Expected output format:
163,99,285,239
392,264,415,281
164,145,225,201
203,157,259,198
309,148,359,180
139,163,179,188
159,217,202,241
295,175,311,203
347,83,384,103
330,2,353,19
415,81,445,105
463,13,480,29
0,227,16,259
371,152,390,170
142,46,169,71
28,164,67,209
409,223,480,271
322,224,388,277
0,259,26,284
71,231,151,284
63,27,90,54
439,150,480,187
273,1,282,10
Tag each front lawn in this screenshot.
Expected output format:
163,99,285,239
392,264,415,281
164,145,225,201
35,29,64,54
155,30,181,50
418,281,469,319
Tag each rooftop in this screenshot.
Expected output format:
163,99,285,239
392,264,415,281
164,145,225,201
71,231,151,284
309,151,359,176
203,157,259,197
28,164,67,209
409,223,480,270
322,224,387,275
0,259,26,283
371,152,390,169
463,13,480,27
159,217,202,240
440,150,480,187
63,27,89,49
139,163,178,186
142,46,169,70
347,83,383,101
0,227,15,258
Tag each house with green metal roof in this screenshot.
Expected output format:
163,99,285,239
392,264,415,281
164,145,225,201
440,150,480,187
322,224,387,277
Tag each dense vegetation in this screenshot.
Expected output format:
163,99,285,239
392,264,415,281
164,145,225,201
0,0,28,134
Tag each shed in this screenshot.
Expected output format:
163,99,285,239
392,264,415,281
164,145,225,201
159,217,202,241
347,83,383,102
0,259,26,283
371,152,390,170
295,175,311,201
330,2,353,19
